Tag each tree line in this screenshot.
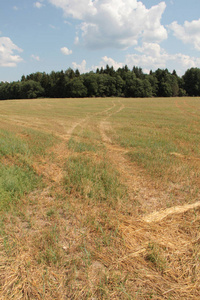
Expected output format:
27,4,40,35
1,65,200,100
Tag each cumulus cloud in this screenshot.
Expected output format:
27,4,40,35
31,54,40,61
101,56,123,69
72,60,87,73
34,2,44,9
71,48,200,76
48,0,167,49
74,36,79,45
169,19,200,50
131,42,169,69
141,2,167,43
48,0,96,19
126,42,200,75
61,47,72,55
93,56,123,70
0,37,23,67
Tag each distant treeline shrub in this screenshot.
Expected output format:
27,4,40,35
1,65,200,100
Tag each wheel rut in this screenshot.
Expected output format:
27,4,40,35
98,100,169,215
98,100,200,224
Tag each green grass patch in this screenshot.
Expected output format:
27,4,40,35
0,163,41,211
0,129,46,212
123,133,181,179
146,242,167,272
22,128,59,156
0,128,59,158
76,127,102,142
127,148,182,180
36,225,62,266
0,129,30,157
68,138,97,153
64,155,126,206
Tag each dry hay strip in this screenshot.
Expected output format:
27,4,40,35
118,206,200,299
143,200,200,223
170,152,200,162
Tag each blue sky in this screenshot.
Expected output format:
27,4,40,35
1,0,200,82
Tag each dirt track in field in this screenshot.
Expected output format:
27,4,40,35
95,99,200,298
2,97,200,232
1,98,200,299
98,99,200,218
6,98,199,220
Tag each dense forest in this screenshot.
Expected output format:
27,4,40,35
1,66,200,100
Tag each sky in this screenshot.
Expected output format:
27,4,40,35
1,0,200,82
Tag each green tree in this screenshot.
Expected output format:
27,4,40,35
124,71,137,97
68,77,87,98
20,80,44,99
141,79,153,98
83,73,98,97
155,69,174,97
183,68,200,96
115,75,124,97
148,74,158,97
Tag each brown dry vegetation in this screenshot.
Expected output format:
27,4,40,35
0,97,200,299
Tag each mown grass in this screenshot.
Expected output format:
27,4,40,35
0,129,45,212
109,98,200,190
0,125,60,250
0,129,30,157
22,128,58,156
0,97,200,299
64,154,126,206
0,163,40,211
68,137,97,153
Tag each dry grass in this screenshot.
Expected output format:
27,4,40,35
0,97,200,299
119,207,200,299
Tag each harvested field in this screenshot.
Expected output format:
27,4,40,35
0,97,200,299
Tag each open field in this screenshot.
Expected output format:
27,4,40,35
0,97,200,299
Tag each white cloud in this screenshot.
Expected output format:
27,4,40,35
72,60,87,73
34,2,44,9
49,0,96,19
49,24,56,29
95,56,124,70
31,54,40,61
169,19,200,51
69,48,200,76
64,20,72,25
74,36,79,45
0,37,23,67
48,0,167,49
61,47,72,55
135,42,162,57
13,6,19,11
141,2,167,43
174,54,200,72
126,42,170,71
125,42,200,75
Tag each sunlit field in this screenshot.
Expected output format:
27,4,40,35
0,97,200,299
